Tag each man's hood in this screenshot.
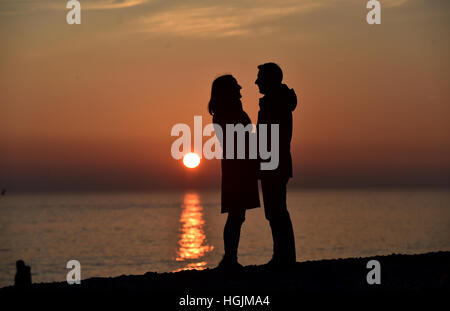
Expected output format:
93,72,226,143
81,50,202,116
260,84,297,111
281,84,297,111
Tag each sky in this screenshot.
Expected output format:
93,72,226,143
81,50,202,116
1,0,449,191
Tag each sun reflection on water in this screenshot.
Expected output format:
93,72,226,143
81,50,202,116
173,193,214,272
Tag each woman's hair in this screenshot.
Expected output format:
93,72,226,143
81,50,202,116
208,74,238,116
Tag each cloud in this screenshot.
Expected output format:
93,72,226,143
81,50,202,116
137,1,324,37
383,0,409,8
0,0,147,15
69,0,147,10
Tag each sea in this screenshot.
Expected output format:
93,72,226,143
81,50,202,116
0,188,449,287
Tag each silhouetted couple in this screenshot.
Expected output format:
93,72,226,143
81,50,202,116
208,63,297,271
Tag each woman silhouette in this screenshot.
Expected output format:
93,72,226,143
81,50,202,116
208,75,260,270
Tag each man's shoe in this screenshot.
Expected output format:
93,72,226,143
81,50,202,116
265,257,279,266
216,256,244,272
265,256,295,271
264,256,281,271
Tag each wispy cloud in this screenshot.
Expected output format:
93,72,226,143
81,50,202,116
0,0,147,15
383,0,409,8
138,1,324,37
69,0,147,10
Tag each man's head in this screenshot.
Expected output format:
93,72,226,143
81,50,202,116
255,62,283,95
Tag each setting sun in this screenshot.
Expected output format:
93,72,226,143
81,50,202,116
183,153,200,168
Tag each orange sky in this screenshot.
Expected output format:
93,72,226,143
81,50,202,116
1,0,449,191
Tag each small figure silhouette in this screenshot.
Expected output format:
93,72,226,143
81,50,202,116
14,260,32,288
1,189,5,196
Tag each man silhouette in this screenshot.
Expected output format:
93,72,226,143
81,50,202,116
256,62,297,267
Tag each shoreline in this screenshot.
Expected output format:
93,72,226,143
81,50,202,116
1,251,448,293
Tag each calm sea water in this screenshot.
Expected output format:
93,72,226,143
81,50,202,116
0,189,449,287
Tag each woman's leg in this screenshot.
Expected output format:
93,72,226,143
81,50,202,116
223,208,246,262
